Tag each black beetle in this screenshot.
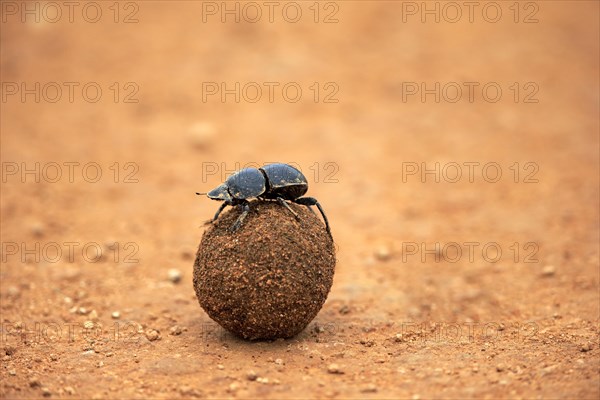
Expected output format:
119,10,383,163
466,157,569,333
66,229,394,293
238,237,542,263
197,163,331,234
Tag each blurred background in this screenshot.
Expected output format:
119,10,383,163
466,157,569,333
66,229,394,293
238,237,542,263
1,1,598,398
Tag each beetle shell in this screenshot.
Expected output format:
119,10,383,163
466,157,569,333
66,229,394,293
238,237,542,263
260,163,308,199
226,168,266,200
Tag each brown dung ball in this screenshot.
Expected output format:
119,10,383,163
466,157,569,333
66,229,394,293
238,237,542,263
193,200,335,340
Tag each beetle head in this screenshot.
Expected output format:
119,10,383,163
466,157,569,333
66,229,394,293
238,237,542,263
206,184,232,202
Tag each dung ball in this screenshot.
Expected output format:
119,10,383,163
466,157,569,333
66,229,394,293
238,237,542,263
193,200,335,340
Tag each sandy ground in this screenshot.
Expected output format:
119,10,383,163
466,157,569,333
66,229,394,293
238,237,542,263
1,1,599,399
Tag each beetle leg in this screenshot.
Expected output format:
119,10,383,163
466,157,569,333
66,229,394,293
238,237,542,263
293,197,331,235
211,202,228,222
276,197,300,220
230,201,250,232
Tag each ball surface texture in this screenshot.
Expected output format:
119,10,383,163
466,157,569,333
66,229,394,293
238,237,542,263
193,200,335,340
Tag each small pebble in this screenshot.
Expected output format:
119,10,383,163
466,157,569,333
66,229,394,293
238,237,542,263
246,370,258,381
31,222,45,237
274,358,284,365
541,265,556,277
542,364,558,374
217,364,224,370
374,245,392,261
168,268,182,284
178,385,197,396
78,307,88,315
361,383,378,393
7,286,20,298
145,329,160,341
41,387,51,397
581,343,593,352
49,354,58,361
8,369,16,376
228,383,239,393
169,325,183,335
496,363,506,372
339,305,350,315
89,310,98,321
187,121,216,148
327,363,344,374
29,377,41,388
111,311,121,319
4,345,16,355
64,387,75,395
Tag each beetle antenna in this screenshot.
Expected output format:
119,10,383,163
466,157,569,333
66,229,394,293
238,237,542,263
196,192,207,196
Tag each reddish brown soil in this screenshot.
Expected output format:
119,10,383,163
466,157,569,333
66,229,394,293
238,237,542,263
1,2,599,399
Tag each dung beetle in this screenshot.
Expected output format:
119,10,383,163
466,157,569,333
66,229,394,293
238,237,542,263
197,163,331,234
